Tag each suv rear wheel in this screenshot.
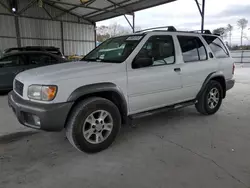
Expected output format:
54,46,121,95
66,97,121,153
195,80,223,115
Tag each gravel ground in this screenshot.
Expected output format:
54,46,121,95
0,67,250,188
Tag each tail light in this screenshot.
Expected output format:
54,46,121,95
232,63,235,75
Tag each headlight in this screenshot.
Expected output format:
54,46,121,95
28,85,57,101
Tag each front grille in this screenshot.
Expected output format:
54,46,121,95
14,80,24,96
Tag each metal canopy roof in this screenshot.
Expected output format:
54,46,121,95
45,0,176,22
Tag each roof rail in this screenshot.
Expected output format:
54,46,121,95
135,26,177,33
190,30,212,34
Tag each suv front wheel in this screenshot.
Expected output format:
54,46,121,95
66,97,121,153
195,80,223,115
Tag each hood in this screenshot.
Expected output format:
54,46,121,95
16,61,122,84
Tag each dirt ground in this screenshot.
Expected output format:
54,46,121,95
1,67,250,188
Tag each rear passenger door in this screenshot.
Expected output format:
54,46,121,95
177,35,218,100
202,35,233,80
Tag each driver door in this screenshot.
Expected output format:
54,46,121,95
127,35,183,114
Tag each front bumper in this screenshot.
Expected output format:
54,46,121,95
226,79,235,91
8,91,73,131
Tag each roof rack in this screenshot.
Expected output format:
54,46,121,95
135,26,177,33
190,30,212,34
135,26,214,35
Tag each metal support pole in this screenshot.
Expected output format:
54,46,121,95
132,13,135,33
241,50,244,64
124,14,133,32
201,0,205,32
60,21,65,55
194,0,202,16
94,23,97,47
14,16,21,47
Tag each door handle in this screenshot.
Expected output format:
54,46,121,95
209,52,214,58
174,68,181,72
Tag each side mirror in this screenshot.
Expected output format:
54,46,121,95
132,57,153,69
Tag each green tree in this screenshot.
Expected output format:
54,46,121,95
227,24,233,47
237,18,248,46
213,27,228,39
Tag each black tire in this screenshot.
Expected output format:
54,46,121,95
65,97,121,153
195,80,223,115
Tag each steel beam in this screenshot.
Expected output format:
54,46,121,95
106,0,132,15
194,0,205,32
83,0,133,18
54,6,78,20
0,12,94,25
45,0,120,15
18,0,36,15
201,0,205,32
133,13,135,33
194,0,202,16
43,6,53,20
0,0,12,14
14,16,21,47
124,15,133,31
60,21,65,54
44,1,94,24
84,0,96,7
0,35,16,39
44,1,82,19
86,0,177,21
94,23,97,47
1,36,95,42
53,0,96,20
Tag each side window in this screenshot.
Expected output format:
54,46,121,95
0,56,20,67
133,35,175,69
29,54,58,65
196,38,207,61
49,56,59,64
202,35,229,58
177,36,207,63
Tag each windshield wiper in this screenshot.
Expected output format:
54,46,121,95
82,58,98,61
83,58,120,63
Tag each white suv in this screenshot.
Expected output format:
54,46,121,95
8,27,235,153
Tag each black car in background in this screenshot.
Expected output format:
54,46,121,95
0,51,68,91
3,46,65,58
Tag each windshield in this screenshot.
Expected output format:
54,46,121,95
83,35,144,63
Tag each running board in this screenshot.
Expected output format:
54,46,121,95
130,100,196,120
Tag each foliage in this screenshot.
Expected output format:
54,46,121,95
212,27,228,38
231,45,250,50
227,24,233,32
227,24,233,47
96,23,131,42
237,18,248,30
237,18,248,46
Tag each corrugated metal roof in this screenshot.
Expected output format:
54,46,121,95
45,0,176,22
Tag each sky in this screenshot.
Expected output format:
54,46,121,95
97,0,250,45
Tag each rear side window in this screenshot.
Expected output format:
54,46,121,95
28,54,58,65
202,35,229,58
178,36,207,63
0,55,24,67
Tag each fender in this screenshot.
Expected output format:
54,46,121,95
196,71,226,99
67,82,128,121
